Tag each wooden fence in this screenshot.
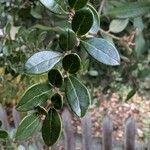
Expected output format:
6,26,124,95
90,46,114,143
0,105,150,150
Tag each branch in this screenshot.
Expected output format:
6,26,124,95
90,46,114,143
98,0,106,15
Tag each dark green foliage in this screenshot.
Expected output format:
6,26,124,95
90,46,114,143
72,8,94,36
48,69,64,88
0,130,8,139
68,0,89,10
62,53,81,74
1,0,149,147
15,113,41,141
42,108,62,146
35,106,48,115
51,93,63,110
59,29,78,51
65,76,91,117
16,83,52,112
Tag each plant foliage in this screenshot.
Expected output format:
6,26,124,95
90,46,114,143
0,0,150,147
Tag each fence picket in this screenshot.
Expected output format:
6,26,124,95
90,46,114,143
81,112,93,150
124,116,136,150
62,108,75,150
102,115,113,150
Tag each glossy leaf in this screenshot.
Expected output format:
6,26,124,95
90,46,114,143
87,4,100,34
109,19,129,33
68,0,88,10
40,0,67,14
35,106,48,115
42,108,62,146
59,29,78,51
0,130,8,139
72,8,93,36
25,50,63,74
125,89,136,102
65,76,91,117
62,53,81,74
48,69,64,88
104,2,150,18
15,113,41,141
80,38,120,66
16,82,52,112
51,93,63,110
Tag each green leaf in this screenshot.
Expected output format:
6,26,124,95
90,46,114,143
51,93,63,110
65,76,91,117
35,106,48,115
125,89,136,102
33,24,64,33
59,28,78,51
0,130,8,139
25,50,63,74
15,113,41,141
42,108,62,146
80,38,120,66
72,7,94,36
62,53,81,74
16,82,52,112
104,2,150,18
134,17,146,56
68,0,88,10
109,19,129,33
48,69,64,88
87,4,100,34
40,0,67,14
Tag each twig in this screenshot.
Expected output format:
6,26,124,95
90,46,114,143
99,28,120,40
98,0,106,15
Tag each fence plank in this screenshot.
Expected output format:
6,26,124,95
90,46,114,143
62,108,75,150
124,116,136,150
0,104,10,131
102,115,113,150
12,106,21,127
81,112,93,150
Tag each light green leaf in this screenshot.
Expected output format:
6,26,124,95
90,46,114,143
16,82,52,112
87,4,100,34
109,19,129,33
80,38,120,66
15,113,41,141
65,76,91,117
105,2,150,18
134,17,146,56
25,50,63,74
42,108,62,146
40,0,67,14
